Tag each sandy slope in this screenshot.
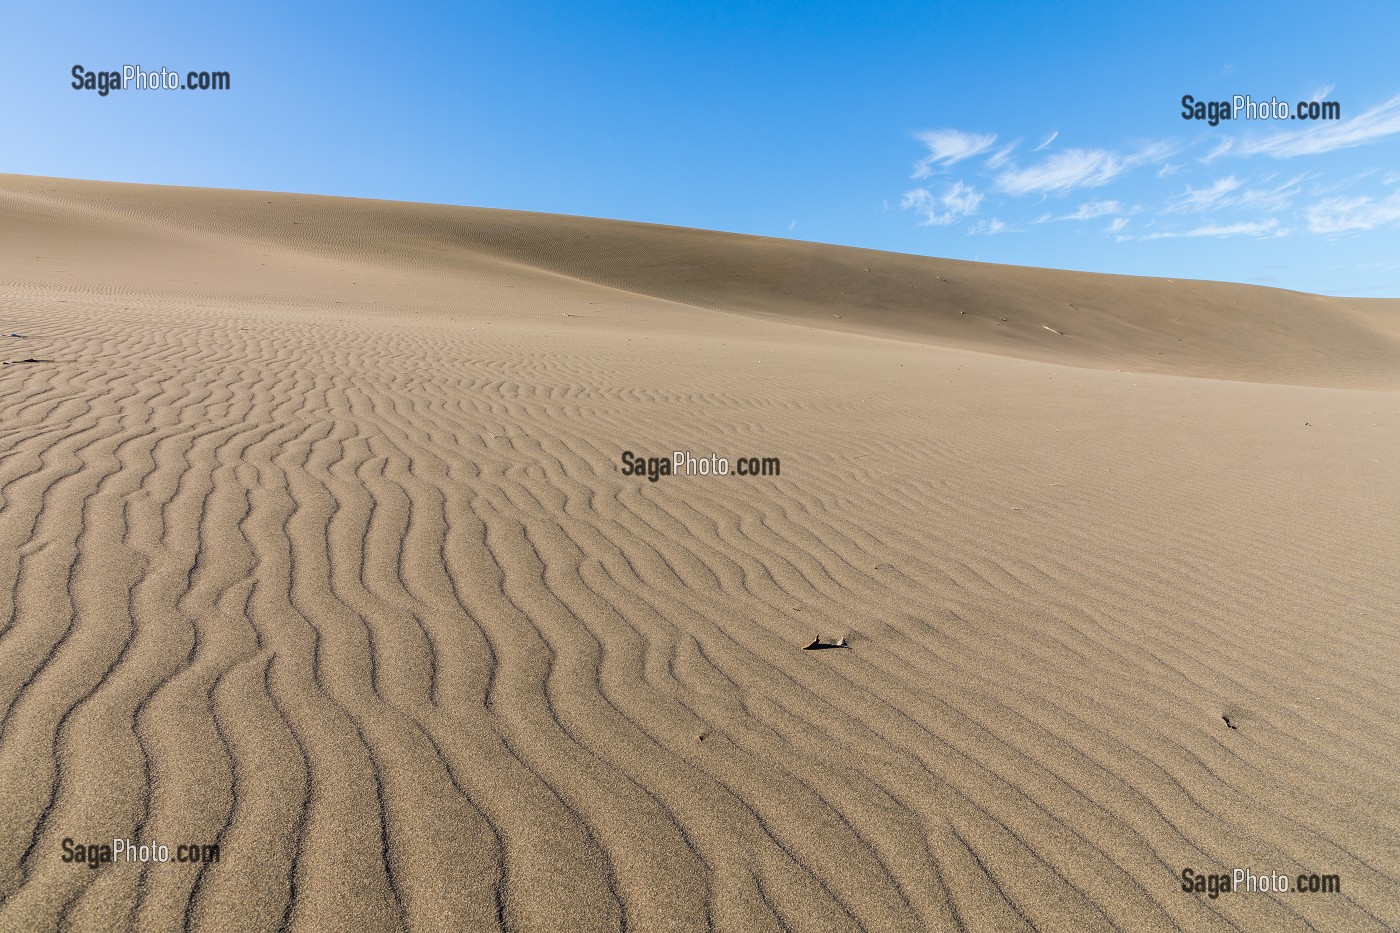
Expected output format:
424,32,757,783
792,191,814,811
0,174,1396,932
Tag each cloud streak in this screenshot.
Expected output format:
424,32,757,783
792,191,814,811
994,148,1126,195
1142,219,1285,240
912,130,997,178
1208,92,1400,159
984,142,1019,169
994,142,1172,196
1060,199,1121,221
899,181,984,226
1167,176,1243,212
1166,173,1307,214
1305,193,1400,234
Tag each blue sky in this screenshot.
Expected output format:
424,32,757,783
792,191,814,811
3,0,1399,296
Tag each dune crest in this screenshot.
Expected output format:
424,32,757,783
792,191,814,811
4,174,1399,388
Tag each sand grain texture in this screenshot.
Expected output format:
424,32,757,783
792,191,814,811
0,175,1397,932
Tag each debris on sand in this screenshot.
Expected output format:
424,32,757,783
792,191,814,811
2,358,52,365
803,635,850,650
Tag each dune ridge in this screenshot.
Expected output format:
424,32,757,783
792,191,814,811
0,174,1396,931
5,174,1400,389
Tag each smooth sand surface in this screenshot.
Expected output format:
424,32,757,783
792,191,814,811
0,174,1396,931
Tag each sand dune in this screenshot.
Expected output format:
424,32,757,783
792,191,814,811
0,174,1396,931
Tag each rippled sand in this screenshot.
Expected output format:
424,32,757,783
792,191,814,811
1,174,1397,931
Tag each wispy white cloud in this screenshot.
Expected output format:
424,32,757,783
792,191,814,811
1308,169,1382,197
1033,131,1058,152
984,141,1019,169
1206,91,1400,160
912,130,997,178
968,218,1008,235
1232,173,1307,212
1165,173,1306,214
1308,83,1336,103
995,148,1125,195
1142,218,1286,240
1305,192,1400,234
1167,175,1244,212
1106,217,1129,234
994,141,1173,196
1060,199,1121,221
940,181,983,217
899,181,984,226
